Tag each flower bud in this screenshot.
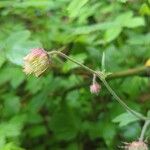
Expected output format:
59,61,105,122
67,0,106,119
23,48,50,77
90,82,101,94
127,141,148,150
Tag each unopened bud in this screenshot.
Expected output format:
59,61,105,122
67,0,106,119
23,48,50,77
90,82,101,94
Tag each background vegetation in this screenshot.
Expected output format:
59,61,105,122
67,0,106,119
0,0,150,149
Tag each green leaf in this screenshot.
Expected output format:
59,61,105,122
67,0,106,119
3,94,21,115
127,33,150,45
124,17,145,28
1,142,24,150
50,106,80,140
0,121,21,138
73,22,115,35
5,30,42,65
113,112,139,127
115,11,133,26
114,11,144,28
0,67,25,88
122,123,141,139
104,26,122,43
67,0,89,19
66,143,79,150
140,3,150,15
0,136,6,149
0,0,55,9
118,0,128,3
10,68,25,88
27,125,47,137
102,123,116,146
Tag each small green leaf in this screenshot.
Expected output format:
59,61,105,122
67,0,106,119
104,27,122,43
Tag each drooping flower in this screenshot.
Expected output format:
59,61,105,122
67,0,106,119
90,74,101,94
123,141,148,150
90,82,101,94
23,48,50,77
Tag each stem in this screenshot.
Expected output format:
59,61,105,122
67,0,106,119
101,79,147,120
139,120,150,141
107,66,148,80
48,50,149,121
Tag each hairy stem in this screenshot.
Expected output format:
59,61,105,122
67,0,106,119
101,79,148,120
139,120,150,141
107,66,150,80
48,50,149,121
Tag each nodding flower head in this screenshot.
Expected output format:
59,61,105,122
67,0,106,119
23,48,50,77
90,74,101,95
123,141,148,150
90,82,101,94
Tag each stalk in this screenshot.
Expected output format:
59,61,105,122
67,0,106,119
48,50,149,121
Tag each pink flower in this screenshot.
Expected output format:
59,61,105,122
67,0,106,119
90,82,101,95
23,48,50,77
122,141,148,150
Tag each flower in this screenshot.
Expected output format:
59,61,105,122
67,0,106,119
125,141,148,150
90,74,101,94
90,82,101,94
23,48,50,77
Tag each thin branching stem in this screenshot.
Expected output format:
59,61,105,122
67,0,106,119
139,120,150,141
48,50,149,121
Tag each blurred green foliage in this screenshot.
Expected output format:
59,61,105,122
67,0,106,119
0,0,150,149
